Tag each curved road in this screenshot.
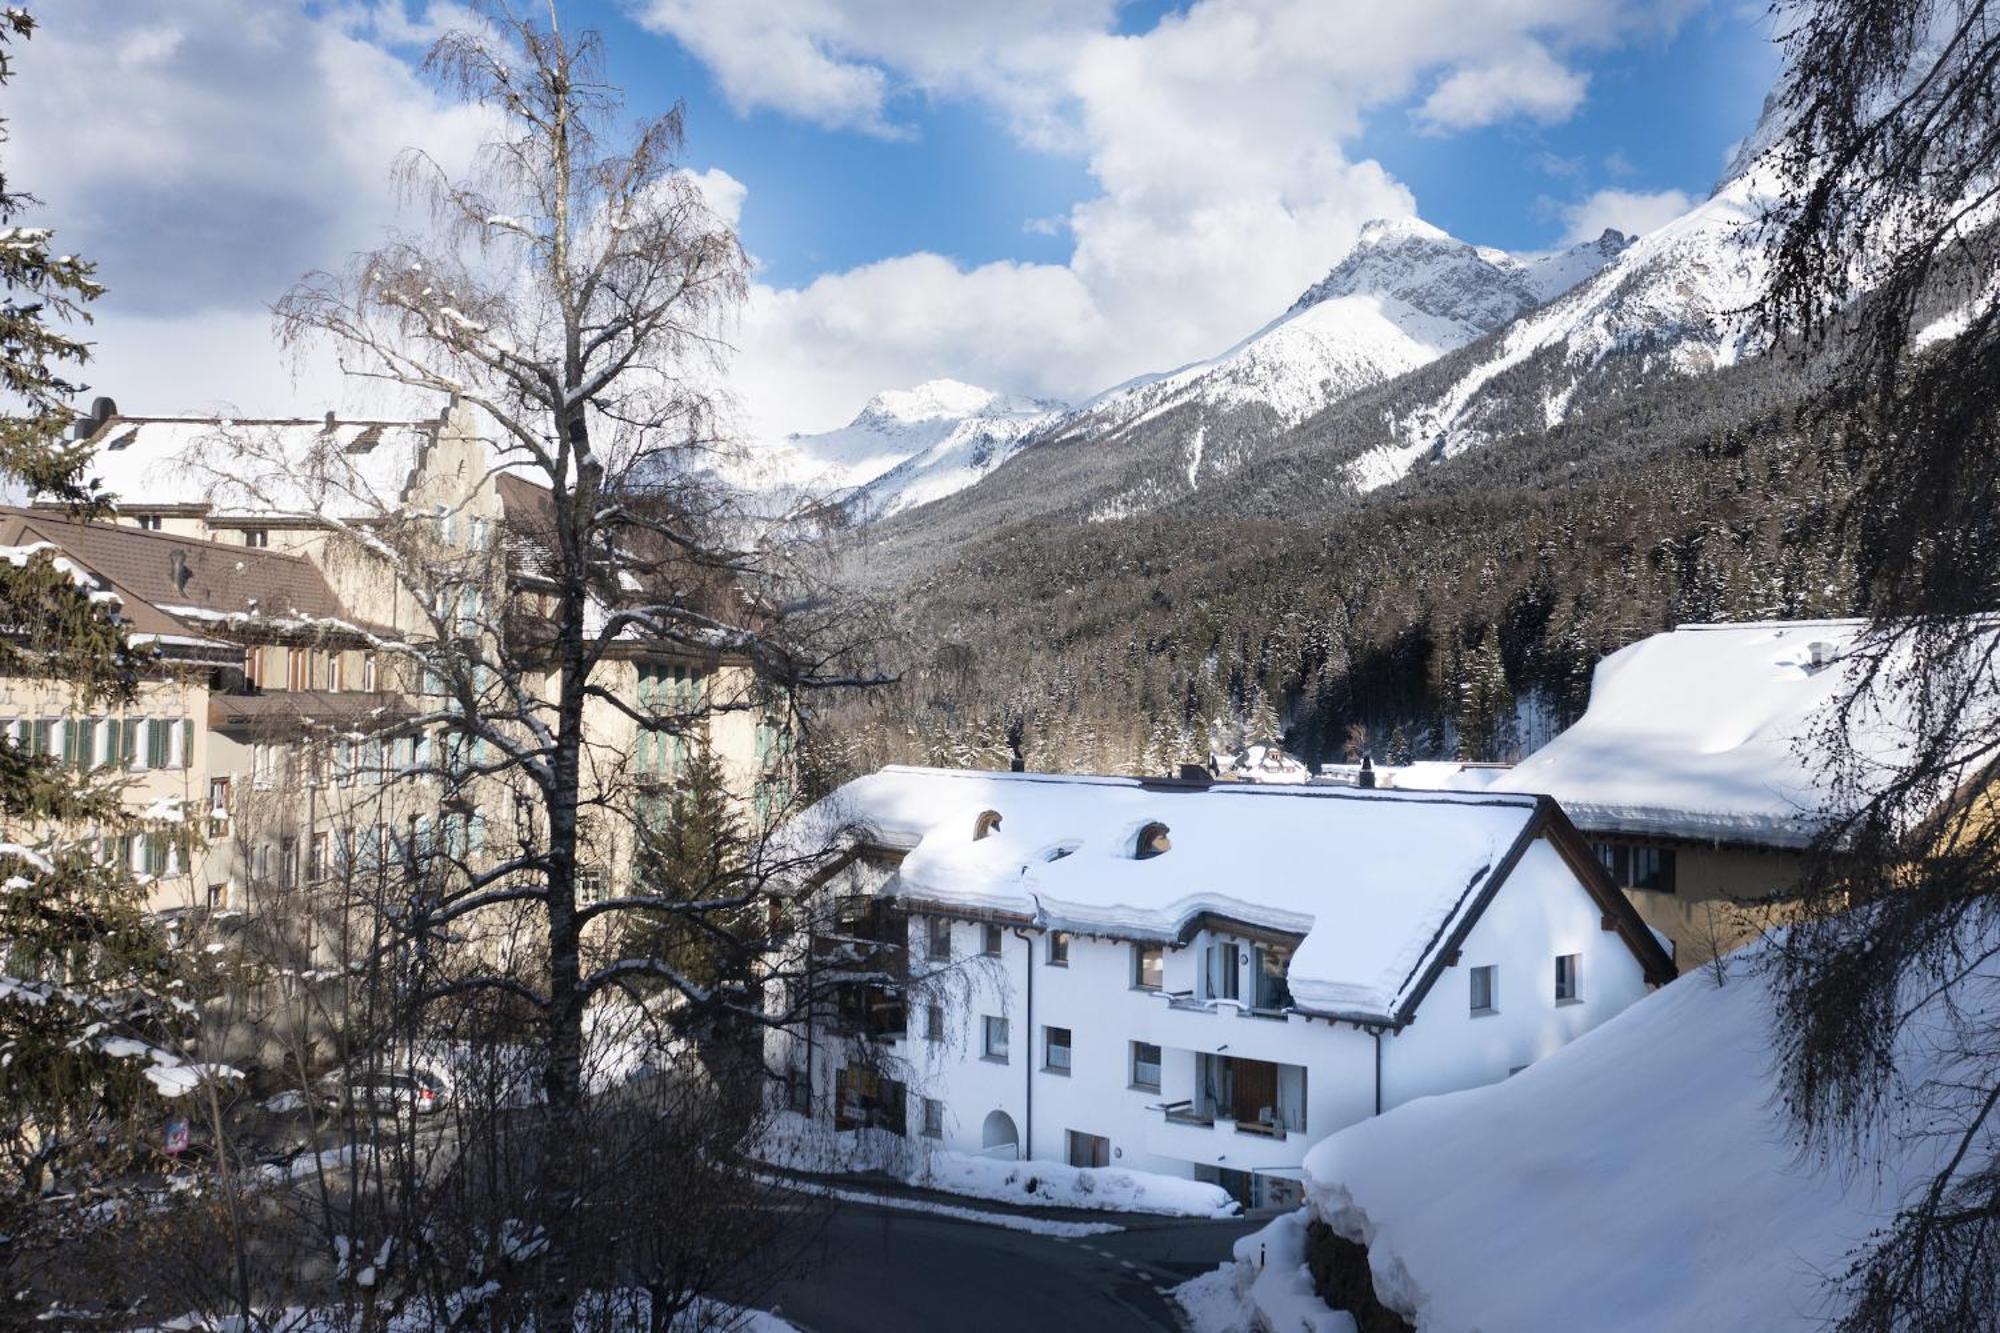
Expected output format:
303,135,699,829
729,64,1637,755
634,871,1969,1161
760,1199,1263,1332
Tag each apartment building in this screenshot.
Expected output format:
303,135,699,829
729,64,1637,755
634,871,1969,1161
773,766,1676,1207
6,398,791,924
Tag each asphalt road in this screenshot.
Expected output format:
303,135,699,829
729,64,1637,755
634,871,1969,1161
758,1200,1264,1332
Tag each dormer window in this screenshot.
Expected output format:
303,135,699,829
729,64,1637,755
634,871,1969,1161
1135,821,1171,859
974,809,1002,841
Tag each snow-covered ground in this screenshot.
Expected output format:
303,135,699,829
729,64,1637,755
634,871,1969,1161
750,1111,1237,1218
1295,935,2000,1331
1173,1210,1351,1333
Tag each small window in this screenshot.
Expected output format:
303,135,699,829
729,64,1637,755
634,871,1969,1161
243,528,269,548
1470,964,1497,1015
1044,1026,1072,1074
1204,942,1240,1001
922,1097,944,1139
982,923,1003,956
1131,1041,1161,1092
1135,821,1171,859
973,809,1002,840
135,514,163,531
578,870,607,905
1047,931,1070,966
982,1016,1009,1061
1556,954,1581,1003
1630,845,1677,893
1593,842,1630,886
1132,942,1163,990
925,1003,944,1042
786,1072,810,1113
927,915,951,961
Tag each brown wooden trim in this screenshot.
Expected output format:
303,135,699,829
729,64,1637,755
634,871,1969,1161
1538,798,1680,986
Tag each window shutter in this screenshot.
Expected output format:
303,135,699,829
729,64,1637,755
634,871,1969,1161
61,720,82,769
180,719,194,769
146,719,170,768
120,718,140,767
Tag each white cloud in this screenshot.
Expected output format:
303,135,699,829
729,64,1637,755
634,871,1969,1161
666,0,1696,435
1561,186,1696,242
18,0,1714,445
1415,42,1589,131
11,0,496,412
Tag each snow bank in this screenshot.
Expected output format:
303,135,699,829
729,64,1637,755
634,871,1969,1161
1175,1211,1353,1333
1299,940,2000,1331
750,1111,1236,1217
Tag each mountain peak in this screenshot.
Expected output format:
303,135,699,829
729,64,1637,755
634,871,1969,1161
854,378,1001,427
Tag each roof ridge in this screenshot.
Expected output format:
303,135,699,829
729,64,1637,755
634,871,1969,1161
875,764,1540,807
96,415,440,428
0,507,326,570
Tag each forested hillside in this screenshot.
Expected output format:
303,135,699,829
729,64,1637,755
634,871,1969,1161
807,347,1858,787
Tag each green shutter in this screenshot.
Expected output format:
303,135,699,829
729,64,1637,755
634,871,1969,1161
33,719,53,757
181,719,194,770
61,720,82,770
146,719,170,768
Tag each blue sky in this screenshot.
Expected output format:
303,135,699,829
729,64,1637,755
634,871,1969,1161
21,1,1784,436
569,0,1776,285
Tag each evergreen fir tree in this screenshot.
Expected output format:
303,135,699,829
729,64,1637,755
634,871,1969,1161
624,734,748,995
0,10,184,1251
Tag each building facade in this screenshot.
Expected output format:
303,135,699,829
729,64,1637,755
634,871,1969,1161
775,767,1676,1206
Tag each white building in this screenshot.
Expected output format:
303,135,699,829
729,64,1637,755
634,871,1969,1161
776,766,1676,1207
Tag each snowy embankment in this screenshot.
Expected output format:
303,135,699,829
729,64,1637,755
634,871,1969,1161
1296,941,2000,1331
1174,1210,1352,1333
750,1111,1237,1218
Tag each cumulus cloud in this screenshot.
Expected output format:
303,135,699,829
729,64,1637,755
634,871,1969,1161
22,0,1712,442
670,0,1692,434
1561,186,1697,243
12,0,496,413
1415,42,1589,131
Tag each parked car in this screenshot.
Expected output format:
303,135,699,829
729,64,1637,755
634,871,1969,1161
317,1067,446,1118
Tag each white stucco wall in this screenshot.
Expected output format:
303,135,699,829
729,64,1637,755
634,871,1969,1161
1380,837,1654,1109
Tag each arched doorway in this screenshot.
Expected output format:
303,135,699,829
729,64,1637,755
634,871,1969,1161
980,1109,1020,1159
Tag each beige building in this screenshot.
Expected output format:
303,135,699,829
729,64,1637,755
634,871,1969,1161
8,398,791,930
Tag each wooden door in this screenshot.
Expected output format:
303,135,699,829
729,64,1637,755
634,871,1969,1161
1231,1058,1278,1124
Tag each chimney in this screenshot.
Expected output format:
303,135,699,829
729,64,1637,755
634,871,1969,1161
1808,640,1832,670
69,396,116,441
1358,754,1376,789
322,410,338,433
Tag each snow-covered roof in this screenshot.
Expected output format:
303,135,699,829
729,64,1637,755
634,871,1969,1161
792,766,1637,1022
79,414,445,521
1301,936,2000,1332
1486,620,1906,847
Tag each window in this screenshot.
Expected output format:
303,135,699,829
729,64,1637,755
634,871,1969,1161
280,836,298,888
1252,945,1294,1011
1135,821,1171,859
1131,1041,1162,1092
1047,931,1070,966
982,923,1003,956
1470,965,1497,1015
786,1072,811,1114
981,1015,1009,1061
1204,941,1240,1001
578,870,608,905
287,648,308,692
208,778,231,838
921,1003,945,1041
134,514,162,531
145,718,172,769
1556,954,1581,1003
243,528,269,547
361,652,378,692
1593,841,1678,893
1631,845,1677,893
1044,1026,1072,1074
927,915,951,961
921,1097,944,1139
1132,942,1163,990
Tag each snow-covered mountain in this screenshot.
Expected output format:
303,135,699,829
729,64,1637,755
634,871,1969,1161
1060,218,1632,453
1345,153,1780,492
741,379,1063,521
